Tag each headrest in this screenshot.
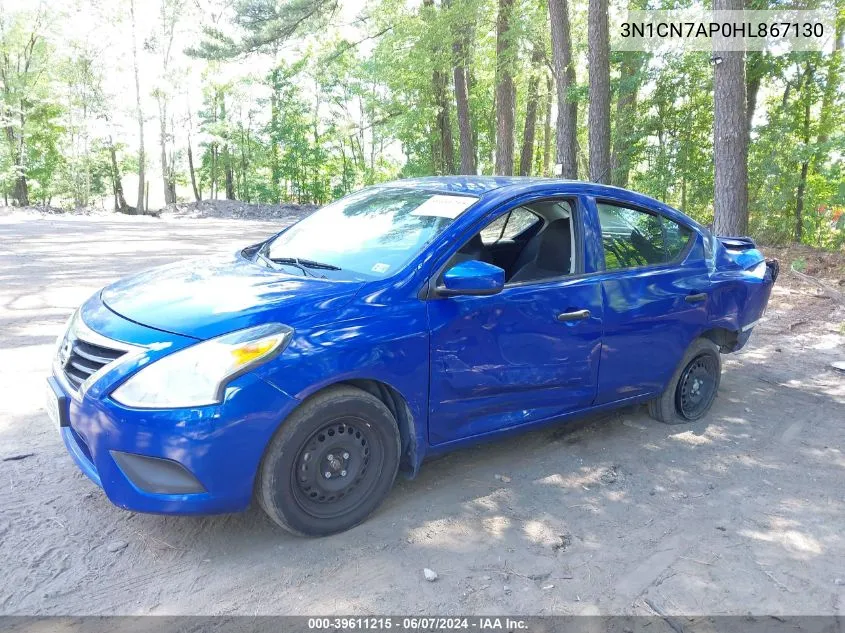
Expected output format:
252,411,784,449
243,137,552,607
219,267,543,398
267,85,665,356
460,233,486,254
536,219,572,272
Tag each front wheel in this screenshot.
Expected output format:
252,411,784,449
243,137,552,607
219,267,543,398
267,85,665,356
648,338,722,424
257,385,401,536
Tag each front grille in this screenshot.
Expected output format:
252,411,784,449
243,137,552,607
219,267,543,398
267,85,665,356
62,337,127,390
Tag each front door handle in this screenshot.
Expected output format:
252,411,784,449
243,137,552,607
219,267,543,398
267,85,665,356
557,309,591,322
685,292,707,304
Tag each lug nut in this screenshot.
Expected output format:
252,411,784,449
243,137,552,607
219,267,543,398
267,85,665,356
343,452,350,459
341,470,347,476
324,471,331,478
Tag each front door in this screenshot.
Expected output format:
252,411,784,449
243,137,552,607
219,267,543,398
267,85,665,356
426,198,604,446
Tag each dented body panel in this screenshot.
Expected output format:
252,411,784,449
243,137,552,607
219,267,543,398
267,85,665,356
51,177,776,515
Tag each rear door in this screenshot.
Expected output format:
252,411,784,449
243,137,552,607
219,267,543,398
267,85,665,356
591,198,711,404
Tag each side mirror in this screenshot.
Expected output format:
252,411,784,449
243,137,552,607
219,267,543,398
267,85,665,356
436,260,505,297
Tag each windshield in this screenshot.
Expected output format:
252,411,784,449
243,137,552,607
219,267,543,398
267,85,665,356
264,187,478,279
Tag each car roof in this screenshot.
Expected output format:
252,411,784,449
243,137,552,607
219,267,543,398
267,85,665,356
386,176,655,199
385,176,575,195
384,176,706,232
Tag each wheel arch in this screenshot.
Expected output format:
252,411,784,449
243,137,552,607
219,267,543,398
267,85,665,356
292,378,421,477
699,327,740,353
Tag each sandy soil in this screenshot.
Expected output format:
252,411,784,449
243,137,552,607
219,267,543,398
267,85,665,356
0,213,843,616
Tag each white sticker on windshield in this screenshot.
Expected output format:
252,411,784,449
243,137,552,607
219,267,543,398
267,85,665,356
371,262,391,274
410,195,476,219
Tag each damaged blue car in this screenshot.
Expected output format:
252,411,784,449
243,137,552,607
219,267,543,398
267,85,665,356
47,177,778,536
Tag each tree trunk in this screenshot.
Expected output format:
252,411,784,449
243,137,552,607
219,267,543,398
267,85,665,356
158,97,176,205
794,63,814,243
224,146,235,199
108,137,128,212
424,0,455,175
449,0,476,174
588,0,610,183
745,51,763,138
542,76,552,176
795,160,808,243
494,0,515,176
519,48,543,177
453,30,475,175
610,51,644,188
210,144,218,199
187,138,200,201
467,69,480,172
240,125,250,202
130,0,145,213
815,18,843,160
4,122,28,206
548,0,577,178
13,174,28,207
434,69,456,175
712,0,748,237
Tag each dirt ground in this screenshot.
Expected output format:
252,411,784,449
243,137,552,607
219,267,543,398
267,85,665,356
0,212,843,616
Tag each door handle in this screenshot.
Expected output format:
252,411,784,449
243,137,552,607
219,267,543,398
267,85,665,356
557,309,591,322
685,292,707,304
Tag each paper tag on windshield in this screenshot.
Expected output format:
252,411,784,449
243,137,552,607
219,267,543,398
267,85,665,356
410,195,476,219
371,263,390,274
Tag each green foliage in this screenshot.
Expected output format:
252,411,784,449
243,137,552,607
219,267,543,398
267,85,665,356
631,52,715,223
0,0,841,253
190,0,337,58
749,49,845,248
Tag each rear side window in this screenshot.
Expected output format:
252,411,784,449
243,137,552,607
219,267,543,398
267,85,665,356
597,202,692,270
480,207,540,244
664,219,693,259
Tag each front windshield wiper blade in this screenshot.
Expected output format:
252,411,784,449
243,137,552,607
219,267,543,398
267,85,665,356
271,257,341,271
255,250,281,271
256,251,314,277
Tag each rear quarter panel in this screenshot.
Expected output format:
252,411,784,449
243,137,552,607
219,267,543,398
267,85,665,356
708,244,776,337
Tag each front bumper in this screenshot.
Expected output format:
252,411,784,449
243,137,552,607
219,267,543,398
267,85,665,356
51,304,300,515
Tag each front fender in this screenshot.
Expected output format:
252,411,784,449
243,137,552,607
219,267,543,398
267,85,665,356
256,302,430,470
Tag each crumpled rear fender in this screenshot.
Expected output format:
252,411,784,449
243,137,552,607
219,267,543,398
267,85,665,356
707,236,778,351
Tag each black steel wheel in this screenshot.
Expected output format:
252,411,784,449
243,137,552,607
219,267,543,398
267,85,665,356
648,337,722,425
291,419,383,520
257,385,401,537
675,354,718,420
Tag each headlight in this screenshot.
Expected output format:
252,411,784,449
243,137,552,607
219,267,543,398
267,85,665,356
111,323,293,409
55,309,79,357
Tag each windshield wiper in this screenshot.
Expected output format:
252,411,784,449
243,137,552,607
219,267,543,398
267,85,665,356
255,250,312,277
271,257,341,271
255,250,282,271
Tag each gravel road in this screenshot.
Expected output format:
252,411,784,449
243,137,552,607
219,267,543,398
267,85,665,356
1,213,844,616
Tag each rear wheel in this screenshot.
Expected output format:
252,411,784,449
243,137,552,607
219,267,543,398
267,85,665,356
257,385,401,536
648,338,721,424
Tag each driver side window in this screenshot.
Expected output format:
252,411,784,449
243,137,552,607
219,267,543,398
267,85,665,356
447,200,575,285
480,208,541,245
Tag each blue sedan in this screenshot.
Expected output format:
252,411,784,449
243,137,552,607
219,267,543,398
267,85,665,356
47,177,777,536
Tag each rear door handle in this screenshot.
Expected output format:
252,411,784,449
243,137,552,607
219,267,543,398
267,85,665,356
557,309,591,322
685,292,707,304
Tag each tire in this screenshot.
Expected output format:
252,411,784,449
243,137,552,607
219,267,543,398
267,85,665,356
257,385,401,537
648,338,722,425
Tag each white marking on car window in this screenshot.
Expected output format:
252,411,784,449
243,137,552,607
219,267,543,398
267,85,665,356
410,195,477,219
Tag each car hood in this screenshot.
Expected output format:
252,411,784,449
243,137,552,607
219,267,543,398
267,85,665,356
100,253,364,340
